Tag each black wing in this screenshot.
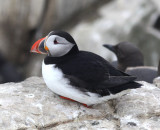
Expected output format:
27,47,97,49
58,51,137,81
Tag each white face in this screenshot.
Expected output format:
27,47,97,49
45,35,74,57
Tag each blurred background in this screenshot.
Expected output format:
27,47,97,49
0,0,160,83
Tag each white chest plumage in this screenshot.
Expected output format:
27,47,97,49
42,61,128,105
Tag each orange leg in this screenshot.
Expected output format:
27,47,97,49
82,103,91,108
59,96,91,108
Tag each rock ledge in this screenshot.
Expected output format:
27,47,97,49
0,77,160,130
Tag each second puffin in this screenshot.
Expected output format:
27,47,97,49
31,31,141,107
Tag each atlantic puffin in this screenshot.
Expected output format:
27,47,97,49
31,31,141,107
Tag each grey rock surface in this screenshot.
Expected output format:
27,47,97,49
153,76,160,88
0,77,160,129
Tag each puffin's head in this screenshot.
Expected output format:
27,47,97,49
31,31,78,57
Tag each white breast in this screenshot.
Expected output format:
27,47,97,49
42,61,128,105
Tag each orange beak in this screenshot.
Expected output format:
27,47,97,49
31,37,48,54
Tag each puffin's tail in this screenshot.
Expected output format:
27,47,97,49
108,81,141,94
99,82,141,102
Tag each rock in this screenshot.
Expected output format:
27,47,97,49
0,77,115,129
153,76,160,88
116,81,160,130
0,77,160,129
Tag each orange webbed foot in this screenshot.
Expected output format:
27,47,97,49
59,96,76,102
59,96,91,108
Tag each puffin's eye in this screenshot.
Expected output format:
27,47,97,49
54,39,58,44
